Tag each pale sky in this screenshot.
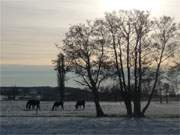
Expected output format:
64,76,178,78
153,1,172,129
1,0,180,65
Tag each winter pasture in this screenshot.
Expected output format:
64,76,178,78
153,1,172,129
0,101,180,135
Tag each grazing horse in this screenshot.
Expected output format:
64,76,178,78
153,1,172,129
26,100,40,110
75,100,85,110
52,101,64,111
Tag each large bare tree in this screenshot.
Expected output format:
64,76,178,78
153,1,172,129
104,11,178,117
61,20,110,117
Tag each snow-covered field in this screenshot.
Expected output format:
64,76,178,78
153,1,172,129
0,101,180,135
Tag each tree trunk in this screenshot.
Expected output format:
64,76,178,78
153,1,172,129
122,92,133,117
125,36,133,117
133,36,139,117
142,42,165,114
133,98,142,117
160,95,163,103
166,95,168,104
114,37,132,117
126,36,131,97
60,69,65,102
166,88,169,104
94,99,105,117
124,99,133,117
57,54,65,102
92,87,105,117
118,40,126,91
134,39,142,117
86,56,105,117
133,91,143,117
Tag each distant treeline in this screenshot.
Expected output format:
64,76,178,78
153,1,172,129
0,86,179,101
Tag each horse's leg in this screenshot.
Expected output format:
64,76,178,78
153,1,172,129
26,103,29,110
27,104,30,110
30,104,32,110
62,104,64,110
53,106,57,111
32,104,35,110
38,104,40,111
28,104,31,110
32,104,34,110
35,104,39,112
52,105,55,111
28,103,31,110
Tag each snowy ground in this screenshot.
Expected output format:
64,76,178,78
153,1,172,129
0,101,180,135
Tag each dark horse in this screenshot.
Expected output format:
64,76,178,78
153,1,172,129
75,100,85,110
26,100,40,110
52,101,64,111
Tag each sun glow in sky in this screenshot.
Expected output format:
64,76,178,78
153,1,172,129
1,0,180,65
102,0,161,12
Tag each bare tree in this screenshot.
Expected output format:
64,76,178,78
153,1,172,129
61,20,110,117
105,10,153,117
105,11,133,116
131,10,153,117
105,11,178,117
54,53,65,102
142,16,178,114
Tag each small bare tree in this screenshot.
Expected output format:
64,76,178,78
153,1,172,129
54,53,65,102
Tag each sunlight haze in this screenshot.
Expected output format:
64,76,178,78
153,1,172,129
1,0,180,65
